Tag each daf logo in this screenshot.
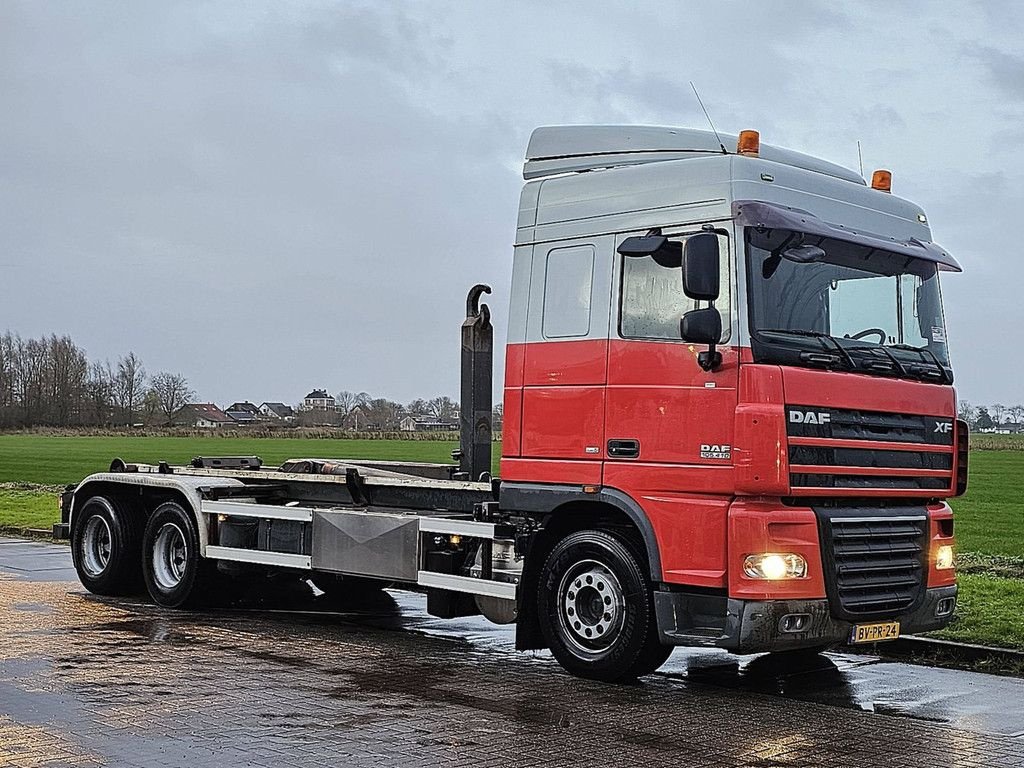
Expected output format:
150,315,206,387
934,422,953,434
700,444,731,459
789,410,831,425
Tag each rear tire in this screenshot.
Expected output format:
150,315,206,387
538,529,666,682
141,501,212,608
71,495,143,596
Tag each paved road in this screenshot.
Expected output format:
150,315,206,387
2,537,1023,768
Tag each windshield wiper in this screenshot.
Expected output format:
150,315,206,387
851,344,908,378
889,343,952,385
757,329,857,371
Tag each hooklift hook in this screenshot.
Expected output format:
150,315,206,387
466,284,492,327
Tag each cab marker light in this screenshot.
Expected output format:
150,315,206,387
871,169,892,192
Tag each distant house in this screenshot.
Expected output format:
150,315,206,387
302,389,336,411
174,403,235,429
225,401,260,424
259,402,295,421
401,415,458,432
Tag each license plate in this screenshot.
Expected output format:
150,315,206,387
849,621,900,644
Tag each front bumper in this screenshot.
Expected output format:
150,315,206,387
654,585,957,653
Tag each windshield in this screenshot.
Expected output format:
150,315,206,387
746,227,951,381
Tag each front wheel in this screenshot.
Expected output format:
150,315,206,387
141,501,212,608
537,529,667,682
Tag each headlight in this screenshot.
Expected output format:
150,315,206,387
743,553,808,580
935,544,954,570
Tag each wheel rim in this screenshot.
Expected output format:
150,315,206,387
557,559,626,655
152,523,188,590
81,515,113,578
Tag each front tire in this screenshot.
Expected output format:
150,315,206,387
71,495,142,595
141,501,211,608
538,529,667,682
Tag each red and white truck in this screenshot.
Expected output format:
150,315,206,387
59,125,966,681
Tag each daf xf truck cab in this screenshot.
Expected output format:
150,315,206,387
63,125,965,681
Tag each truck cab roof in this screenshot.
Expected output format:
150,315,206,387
517,125,953,270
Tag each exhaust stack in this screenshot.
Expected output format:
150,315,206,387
456,284,493,482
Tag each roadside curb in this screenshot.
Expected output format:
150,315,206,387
872,634,1024,673
889,634,1024,661
0,526,60,541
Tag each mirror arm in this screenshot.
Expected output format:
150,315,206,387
697,300,722,372
698,343,722,372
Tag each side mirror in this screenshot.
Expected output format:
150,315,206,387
681,308,723,371
681,307,721,343
682,233,720,301
617,235,682,268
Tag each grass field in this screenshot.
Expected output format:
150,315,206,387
0,435,472,485
0,434,1021,652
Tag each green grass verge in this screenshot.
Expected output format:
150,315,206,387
950,451,1023,557
0,489,60,531
0,434,478,485
926,573,1024,650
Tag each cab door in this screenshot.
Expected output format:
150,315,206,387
602,228,739,587
512,237,614,486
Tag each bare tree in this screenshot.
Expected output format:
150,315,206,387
84,361,115,425
992,403,1007,427
428,395,458,421
406,398,430,416
1010,404,1024,429
150,372,194,425
113,352,147,426
334,390,357,424
361,398,405,430
141,389,162,425
957,400,975,425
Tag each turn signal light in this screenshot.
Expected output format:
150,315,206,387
871,169,892,192
737,130,760,156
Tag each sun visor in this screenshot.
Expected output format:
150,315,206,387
733,200,962,272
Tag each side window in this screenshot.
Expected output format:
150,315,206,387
620,232,731,341
542,245,595,338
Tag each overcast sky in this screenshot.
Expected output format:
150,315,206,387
2,1,1021,407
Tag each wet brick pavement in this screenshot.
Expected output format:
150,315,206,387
1,539,1024,767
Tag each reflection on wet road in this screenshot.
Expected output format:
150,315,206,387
2,537,1023,767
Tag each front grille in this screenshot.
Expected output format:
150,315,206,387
818,509,928,619
786,405,954,493
786,406,954,445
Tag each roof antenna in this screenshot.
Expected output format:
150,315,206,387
690,81,728,154
857,140,864,178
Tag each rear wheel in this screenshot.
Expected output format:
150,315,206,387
71,495,142,595
142,501,212,608
538,529,668,682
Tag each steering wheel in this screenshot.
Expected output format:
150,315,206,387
848,328,887,343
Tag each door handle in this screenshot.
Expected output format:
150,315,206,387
607,439,640,459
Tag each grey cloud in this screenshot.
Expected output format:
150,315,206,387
966,45,1024,101
2,0,1024,407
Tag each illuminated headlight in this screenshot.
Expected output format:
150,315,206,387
935,544,955,570
743,553,808,580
